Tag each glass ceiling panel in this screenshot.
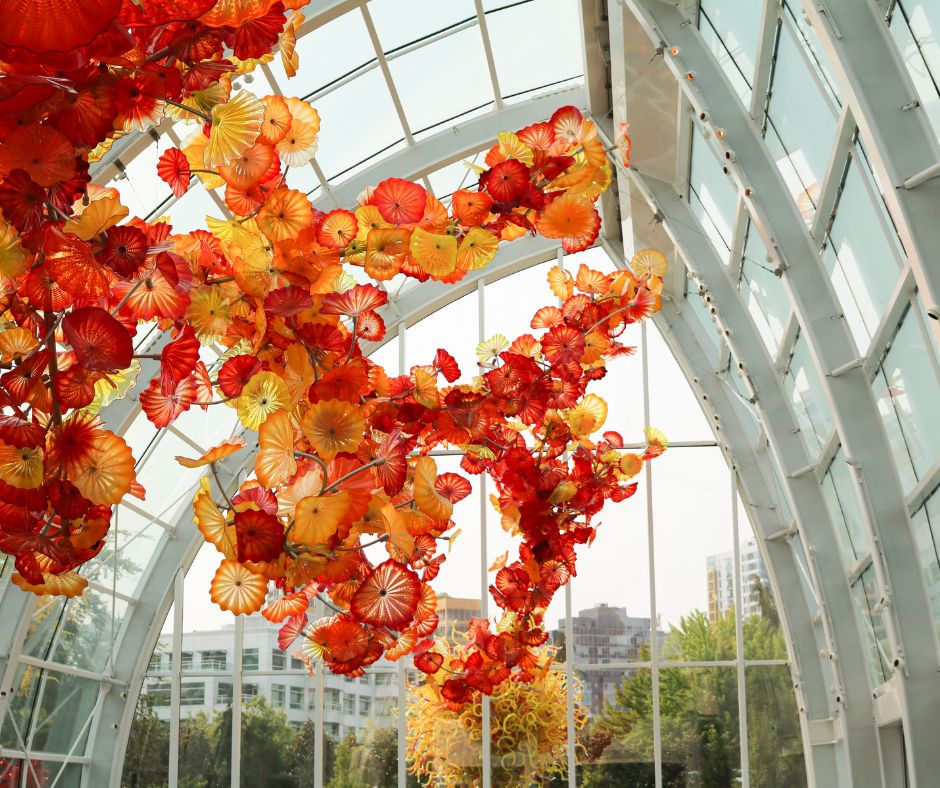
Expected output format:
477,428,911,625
287,11,376,99
113,138,175,223
387,25,494,133
369,0,476,53
427,156,480,201
699,0,763,106
486,0,583,99
312,68,405,180
163,185,226,233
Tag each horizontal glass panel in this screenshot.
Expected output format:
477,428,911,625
388,25,493,135
487,0,583,100
290,10,376,97
312,68,406,181
370,0,475,53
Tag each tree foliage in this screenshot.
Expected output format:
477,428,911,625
579,607,805,788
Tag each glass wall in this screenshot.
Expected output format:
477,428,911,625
888,0,940,144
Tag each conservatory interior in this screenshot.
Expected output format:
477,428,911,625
0,0,938,786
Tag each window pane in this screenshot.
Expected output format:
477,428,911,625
660,666,741,783
822,156,904,352
821,449,868,565
890,1,940,144
689,131,738,264
784,2,842,106
123,693,170,787
784,338,834,455
745,666,808,787
700,0,764,105
387,25,493,134
851,565,892,686
576,667,657,784
875,304,940,492
487,0,583,100
911,494,940,645
739,219,789,355
764,20,838,219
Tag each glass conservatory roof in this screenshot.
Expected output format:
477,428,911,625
3,0,940,786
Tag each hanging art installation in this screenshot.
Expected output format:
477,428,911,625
0,0,667,706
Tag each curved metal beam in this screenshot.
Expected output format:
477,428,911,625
799,0,940,350
652,286,838,788
623,0,940,784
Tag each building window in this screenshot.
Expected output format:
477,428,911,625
181,681,205,706
181,651,193,670
242,683,258,702
148,653,162,672
146,681,170,706
217,682,233,705
325,688,341,711
326,722,340,739
343,695,355,715
359,697,370,716
242,648,259,671
201,650,227,671
271,649,285,671
290,686,304,710
271,684,286,706
290,656,303,670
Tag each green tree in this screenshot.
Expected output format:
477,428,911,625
239,696,294,786
326,732,367,788
361,727,398,788
286,720,319,788
178,711,214,788
121,695,169,787
580,607,805,788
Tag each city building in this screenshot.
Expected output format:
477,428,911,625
434,594,482,641
706,539,771,623
142,615,406,742
139,594,479,740
550,604,665,713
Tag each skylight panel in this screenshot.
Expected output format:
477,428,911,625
387,26,493,134
369,0,476,53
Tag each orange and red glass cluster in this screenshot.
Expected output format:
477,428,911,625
0,0,664,705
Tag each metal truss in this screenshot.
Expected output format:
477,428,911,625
610,0,940,785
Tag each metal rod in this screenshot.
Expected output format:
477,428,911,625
641,321,663,788
168,570,183,787
732,475,751,787
477,277,492,787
